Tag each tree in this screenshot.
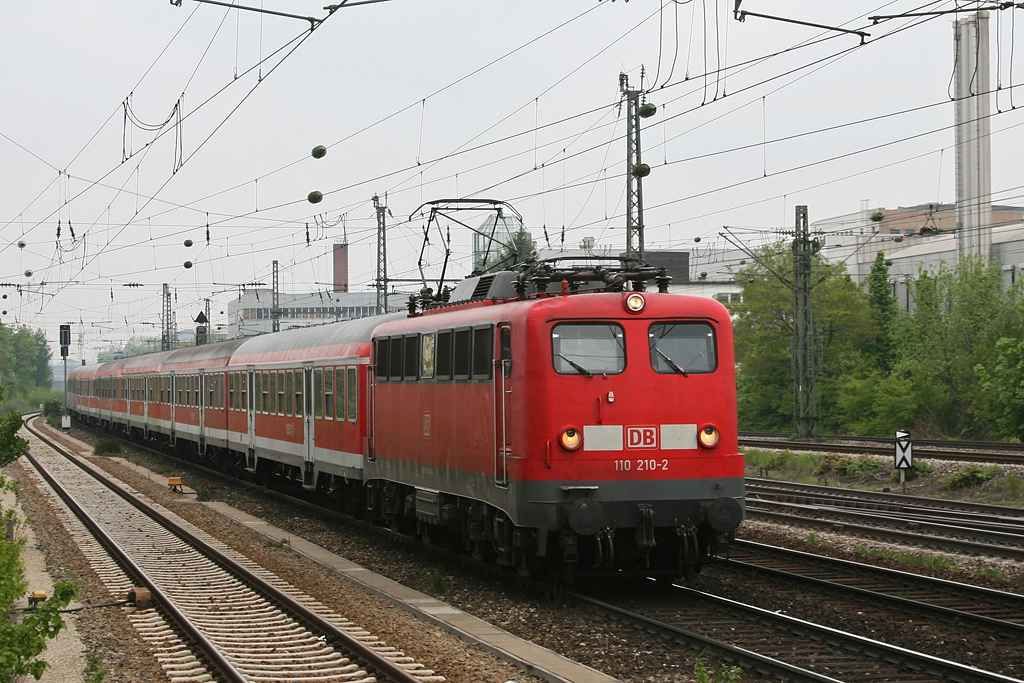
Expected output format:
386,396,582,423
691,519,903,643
479,225,537,272
0,388,27,468
895,257,1021,437
729,243,874,433
866,252,897,372
0,386,77,682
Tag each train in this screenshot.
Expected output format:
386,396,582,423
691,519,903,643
67,258,745,580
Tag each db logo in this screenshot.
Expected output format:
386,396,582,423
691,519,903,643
626,426,658,449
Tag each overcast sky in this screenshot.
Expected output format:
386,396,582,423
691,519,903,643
2,1,1022,360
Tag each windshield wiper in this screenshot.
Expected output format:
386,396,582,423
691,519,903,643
557,354,594,378
655,348,689,376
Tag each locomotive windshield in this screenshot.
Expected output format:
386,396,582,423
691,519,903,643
551,323,625,376
649,322,717,374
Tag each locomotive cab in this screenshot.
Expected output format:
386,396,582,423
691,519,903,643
368,259,744,581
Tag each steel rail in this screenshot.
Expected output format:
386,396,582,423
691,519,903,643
565,585,1023,683
747,478,1024,518
730,539,1024,627
25,417,424,683
722,544,1024,636
740,431,1024,452
740,434,1024,464
21,422,247,683
744,506,1024,560
562,591,846,683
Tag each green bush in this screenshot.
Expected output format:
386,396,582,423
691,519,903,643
992,472,1024,498
93,438,122,456
42,399,63,429
943,465,1002,490
891,461,933,483
814,453,886,477
0,472,80,682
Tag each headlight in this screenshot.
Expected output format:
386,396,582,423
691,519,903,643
624,293,645,313
698,425,720,448
560,428,582,450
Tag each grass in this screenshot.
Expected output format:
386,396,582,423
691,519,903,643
973,566,1004,580
83,652,106,683
943,465,1002,490
891,461,933,483
194,487,212,502
424,571,447,596
93,438,121,456
693,650,743,683
265,538,290,549
805,533,824,545
744,448,820,476
991,472,1024,498
854,545,954,570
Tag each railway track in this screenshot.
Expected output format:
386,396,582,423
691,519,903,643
57,419,1024,682
22,417,439,683
566,579,1023,683
739,433,1024,465
724,539,1024,637
745,478,1024,559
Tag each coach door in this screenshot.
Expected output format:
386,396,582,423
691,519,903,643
302,364,315,487
494,323,512,488
198,371,206,454
247,367,256,454
169,373,177,446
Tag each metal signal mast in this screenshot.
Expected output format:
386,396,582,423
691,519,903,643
161,283,172,351
374,194,389,315
620,73,658,261
721,205,821,438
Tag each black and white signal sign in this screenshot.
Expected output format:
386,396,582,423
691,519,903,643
894,430,913,469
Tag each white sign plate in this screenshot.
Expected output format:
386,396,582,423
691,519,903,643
895,430,912,469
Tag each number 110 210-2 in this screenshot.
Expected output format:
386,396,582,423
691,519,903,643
615,459,669,472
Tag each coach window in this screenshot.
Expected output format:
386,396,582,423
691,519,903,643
324,368,334,419
347,366,357,421
261,372,269,413
552,323,626,376
254,372,263,413
277,371,286,415
294,370,304,416
421,334,435,379
404,335,419,381
648,322,717,374
376,338,390,380
500,326,512,379
453,329,472,380
269,372,277,414
229,374,236,410
240,373,248,411
435,330,452,380
285,371,294,416
178,378,184,406
314,368,324,418
342,368,350,421
389,336,404,382
472,326,493,380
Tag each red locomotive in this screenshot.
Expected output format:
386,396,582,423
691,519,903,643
68,258,744,580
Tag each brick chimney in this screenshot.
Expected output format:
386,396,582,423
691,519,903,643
333,242,349,293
